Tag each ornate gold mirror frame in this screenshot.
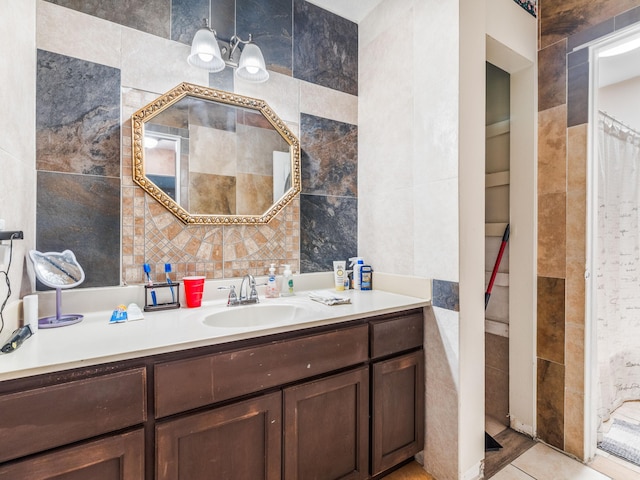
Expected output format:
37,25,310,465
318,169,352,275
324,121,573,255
131,82,301,224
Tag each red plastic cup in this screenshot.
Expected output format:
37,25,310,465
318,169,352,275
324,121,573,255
183,276,205,308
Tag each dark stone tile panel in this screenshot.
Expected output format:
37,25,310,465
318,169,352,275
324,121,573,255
300,194,357,273
300,113,357,197
538,40,567,112
45,0,170,38
537,276,565,364
567,47,588,69
36,50,121,178
431,280,459,312
615,5,640,30
211,0,237,42
237,0,293,75
567,60,589,127
537,358,565,449
293,0,358,96
567,18,614,51
539,0,640,49
171,0,210,45
37,172,121,288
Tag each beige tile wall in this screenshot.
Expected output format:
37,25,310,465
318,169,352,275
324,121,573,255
537,0,640,459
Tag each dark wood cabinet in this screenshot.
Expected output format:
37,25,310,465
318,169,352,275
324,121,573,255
284,367,369,480
156,392,282,480
0,368,146,464
155,324,368,418
0,307,426,480
0,429,144,480
371,350,425,476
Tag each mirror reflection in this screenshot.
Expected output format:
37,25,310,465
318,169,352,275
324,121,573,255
29,249,85,289
132,83,301,225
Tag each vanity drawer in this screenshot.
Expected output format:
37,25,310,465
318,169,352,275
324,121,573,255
155,324,369,418
370,311,424,359
0,367,146,463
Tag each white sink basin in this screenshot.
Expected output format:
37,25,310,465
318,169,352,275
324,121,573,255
202,303,303,328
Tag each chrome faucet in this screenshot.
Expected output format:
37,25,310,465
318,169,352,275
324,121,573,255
218,274,260,306
239,274,260,304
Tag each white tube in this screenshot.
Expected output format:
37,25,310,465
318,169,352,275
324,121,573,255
23,294,38,334
333,261,346,291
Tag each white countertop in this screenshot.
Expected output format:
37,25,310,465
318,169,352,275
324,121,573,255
0,273,430,381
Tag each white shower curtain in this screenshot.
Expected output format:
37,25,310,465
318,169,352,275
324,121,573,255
597,111,640,428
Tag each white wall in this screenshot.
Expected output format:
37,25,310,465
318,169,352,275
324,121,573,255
459,0,487,476
599,76,640,130
0,0,37,334
361,0,536,478
360,0,468,478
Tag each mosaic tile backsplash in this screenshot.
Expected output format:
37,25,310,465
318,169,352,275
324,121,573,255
38,0,358,286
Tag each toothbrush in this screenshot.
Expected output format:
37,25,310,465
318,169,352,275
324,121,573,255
165,263,175,302
144,263,157,306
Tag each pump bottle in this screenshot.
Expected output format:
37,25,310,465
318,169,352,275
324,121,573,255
266,263,279,298
281,264,294,296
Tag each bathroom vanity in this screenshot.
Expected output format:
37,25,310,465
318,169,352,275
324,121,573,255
0,291,426,480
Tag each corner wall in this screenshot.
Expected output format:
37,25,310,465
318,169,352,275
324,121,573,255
360,1,536,478
359,0,463,477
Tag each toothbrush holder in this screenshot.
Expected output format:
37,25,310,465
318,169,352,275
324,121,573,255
144,282,181,312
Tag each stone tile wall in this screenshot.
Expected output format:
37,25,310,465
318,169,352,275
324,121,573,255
537,0,640,458
37,0,358,286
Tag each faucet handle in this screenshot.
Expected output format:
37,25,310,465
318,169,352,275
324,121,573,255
249,284,260,302
218,285,238,305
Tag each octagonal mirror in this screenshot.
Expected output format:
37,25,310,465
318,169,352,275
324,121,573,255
132,82,301,224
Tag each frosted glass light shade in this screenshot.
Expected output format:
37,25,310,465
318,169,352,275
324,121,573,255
236,43,269,83
188,27,225,72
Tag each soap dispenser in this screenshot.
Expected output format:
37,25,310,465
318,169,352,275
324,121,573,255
281,264,294,296
265,263,279,298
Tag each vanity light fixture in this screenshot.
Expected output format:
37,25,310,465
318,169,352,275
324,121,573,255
188,19,269,83
230,34,269,83
187,19,225,72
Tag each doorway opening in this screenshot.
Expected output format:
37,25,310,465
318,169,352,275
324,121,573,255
587,22,640,470
483,61,537,478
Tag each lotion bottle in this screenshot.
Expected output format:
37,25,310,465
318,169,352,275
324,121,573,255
349,257,364,290
281,264,294,296
266,264,279,298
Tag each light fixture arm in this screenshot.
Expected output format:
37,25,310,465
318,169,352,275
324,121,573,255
227,34,253,64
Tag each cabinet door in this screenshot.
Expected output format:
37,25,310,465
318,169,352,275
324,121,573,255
284,367,369,480
156,392,281,480
0,429,144,480
0,367,146,463
371,350,425,476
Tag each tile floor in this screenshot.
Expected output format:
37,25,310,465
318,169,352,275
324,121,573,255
385,403,640,479
590,400,640,480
